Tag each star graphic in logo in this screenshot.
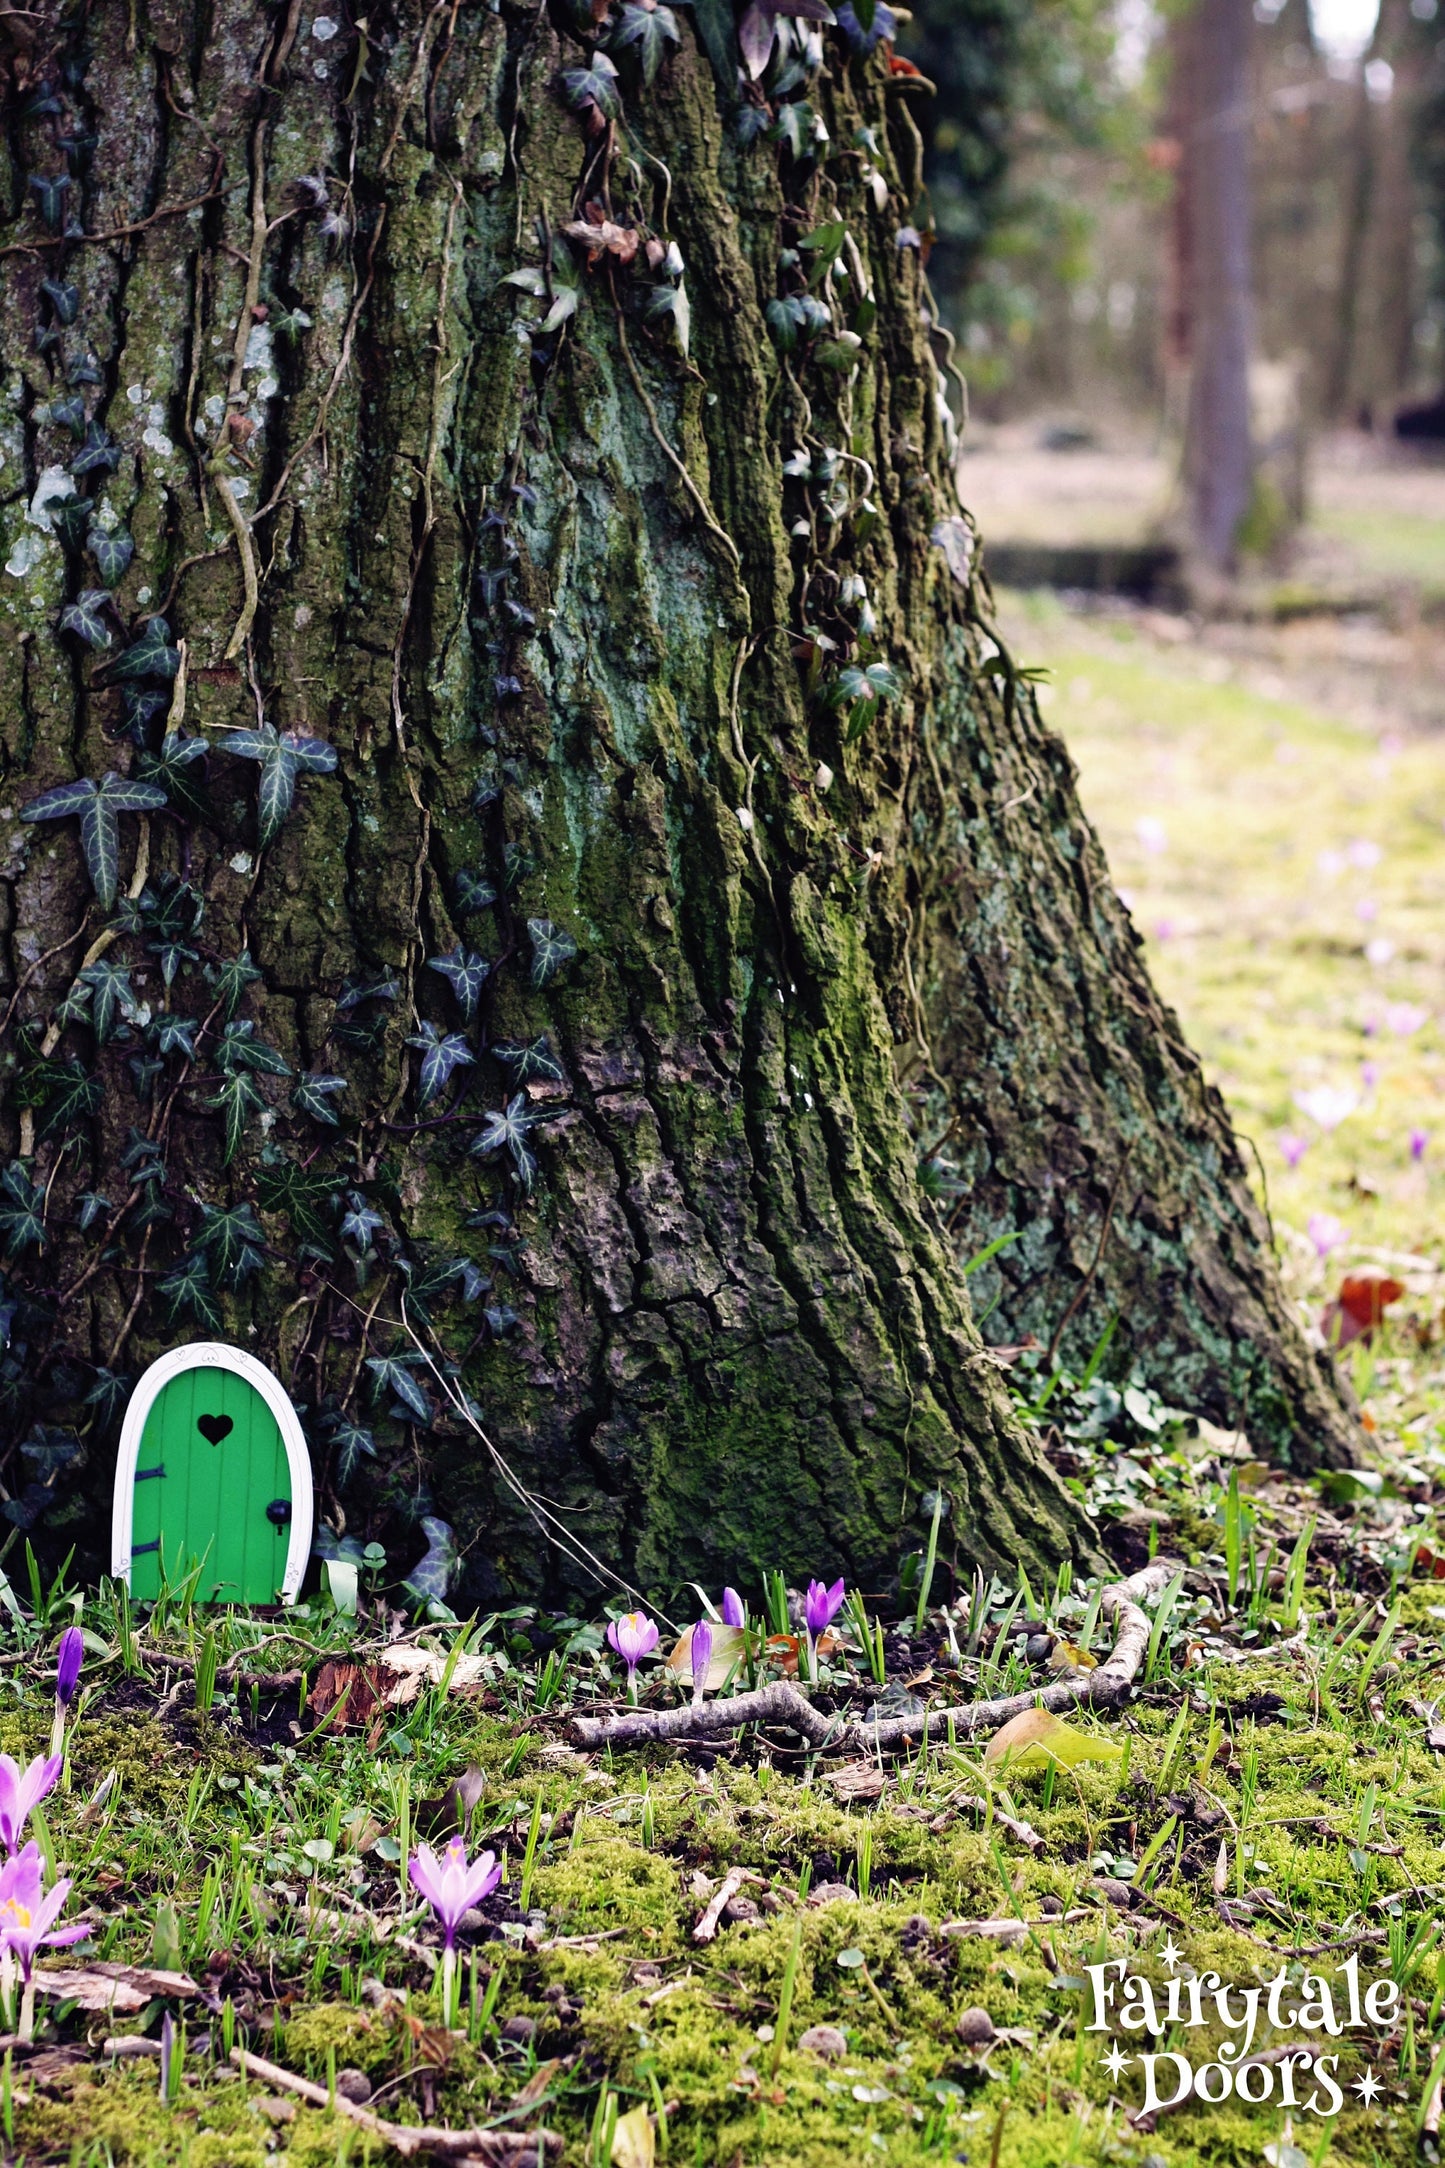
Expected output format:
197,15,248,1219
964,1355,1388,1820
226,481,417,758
1099,2041,1132,2082
1352,2068,1382,2106
1160,1935,1182,1972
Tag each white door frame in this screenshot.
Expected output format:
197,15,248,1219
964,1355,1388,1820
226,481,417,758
111,1341,314,1605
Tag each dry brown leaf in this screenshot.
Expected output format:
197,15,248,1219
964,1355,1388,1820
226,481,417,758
828,1764,887,1802
35,1963,201,2013
512,2057,565,2108
560,217,640,264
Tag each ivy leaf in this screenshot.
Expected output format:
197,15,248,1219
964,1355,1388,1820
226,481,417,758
49,499,92,554
406,1020,475,1106
68,420,122,478
254,1156,337,1258
77,958,138,1044
364,1354,432,1426
611,0,681,84
206,1069,267,1164
404,1515,458,1603
336,974,399,1013
527,918,578,987
58,589,115,650
37,1060,103,1136
644,281,690,355
559,51,621,119
88,528,135,585
833,659,904,741
20,1425,83,1477
292,1071,348,1125
691,0,741,89
105,617,181,682
329,1416,378,1486
20,773,168,912
453,870,497,916
39,277,79,325
0,1165,45,1260
492,1034,565,1084
210,949,264,1019
224,724,338,845
158,1251,223,1332
76,1191,112,1234
471,1094,542,1190
120,1129,167,1186
771,100,821,161
427,946,491,1024
215,1019,291,1076
82,1366,132,1427
151,1013,199,1059
146,934,200,988
117,686,171,748
194,1201,268,1289
46,395,87,437
339,1191,385,1254
28,173,71,231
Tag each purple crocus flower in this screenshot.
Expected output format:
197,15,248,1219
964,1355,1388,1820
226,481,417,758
0,1756,60,1856
721,1588,746,1629
606,1611,660,1702
0,1842,86,1984
55,1628,83,1711
690,1621,713,1701
1278,1132,1310,1169
1362,1061,1381,1092
1308,1212,1347,1261
804,1578,846,1637
1412,1128,1430,1163
409,1836,502,1952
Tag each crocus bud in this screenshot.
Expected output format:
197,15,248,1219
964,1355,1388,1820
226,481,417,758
721,1587,746,1628
690,1621,713,1693
55,1627,83,1711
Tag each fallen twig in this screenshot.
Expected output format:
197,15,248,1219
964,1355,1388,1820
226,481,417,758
693,1867,748,1944
572,1561,1179,1756
228,2047,561,2159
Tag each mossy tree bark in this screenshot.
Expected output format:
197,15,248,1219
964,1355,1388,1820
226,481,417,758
0,0,1351,1607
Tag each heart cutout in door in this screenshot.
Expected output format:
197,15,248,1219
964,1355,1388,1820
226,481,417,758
197,1413,234,1446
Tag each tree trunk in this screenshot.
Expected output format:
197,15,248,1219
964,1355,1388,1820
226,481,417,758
1181,0,1256,572
0,0,1351,1607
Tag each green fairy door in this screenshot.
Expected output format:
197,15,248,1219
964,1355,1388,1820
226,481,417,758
129,1365,293,1603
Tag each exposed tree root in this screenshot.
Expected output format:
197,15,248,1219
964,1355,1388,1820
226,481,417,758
571,1560,1179,1756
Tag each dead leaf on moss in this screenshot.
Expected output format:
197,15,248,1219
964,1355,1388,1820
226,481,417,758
35,1963,201,2012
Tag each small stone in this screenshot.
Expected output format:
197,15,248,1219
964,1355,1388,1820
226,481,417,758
1024,1633,1053,1666
797,2024,849,2059
723,1895,760,1923
500,2015,537,2045
900,1913,932,1941
255,2097,297,2125
458,1907,486,1932
808,1882,858,1907
335,2068,371,2105
1094,1877,1135,1909
956,2006,996,2048
1039,1893,1064,1916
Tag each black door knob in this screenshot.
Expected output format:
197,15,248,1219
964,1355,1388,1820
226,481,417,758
266,1498,292,1526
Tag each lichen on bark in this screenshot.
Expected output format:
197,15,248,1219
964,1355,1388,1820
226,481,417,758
0,0,1350,1610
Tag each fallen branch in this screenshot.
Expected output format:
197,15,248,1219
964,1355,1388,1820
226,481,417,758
229,2047,561,2160
571,1561,1179,1756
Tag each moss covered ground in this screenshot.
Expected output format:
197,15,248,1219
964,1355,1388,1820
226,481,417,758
9,590,1445,2167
